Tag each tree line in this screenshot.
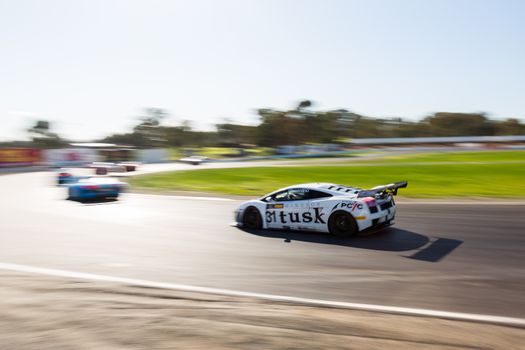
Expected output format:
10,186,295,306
100,102,525,147
7,101,525,148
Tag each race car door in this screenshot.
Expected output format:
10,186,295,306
283,188,334,231
264,188,328,230
280,188,314,231
264,190,289,230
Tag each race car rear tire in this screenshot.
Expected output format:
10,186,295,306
243,206,262,229
68,188,78,201
328,211,358,237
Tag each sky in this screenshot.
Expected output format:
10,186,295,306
1,0,524,141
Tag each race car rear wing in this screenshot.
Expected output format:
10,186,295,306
357,181,408,198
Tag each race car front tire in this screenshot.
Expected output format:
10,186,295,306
243,206,262,229
328,210,358,237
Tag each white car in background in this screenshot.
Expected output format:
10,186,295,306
234,181,407,237
117,161,141,172
178,156,209,165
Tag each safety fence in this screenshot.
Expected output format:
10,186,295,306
0,148,42,167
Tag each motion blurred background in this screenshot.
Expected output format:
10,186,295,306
1,1,524,349
1,0,524,192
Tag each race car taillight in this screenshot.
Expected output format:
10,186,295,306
59,173,71,177
363,197,376,207
363,197,378,213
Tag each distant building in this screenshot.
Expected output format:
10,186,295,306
345,135,525,146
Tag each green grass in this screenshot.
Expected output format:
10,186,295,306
313,150,525,165
130,150,525,197
167,148,184,160
167,147,275,160
374,150,525,163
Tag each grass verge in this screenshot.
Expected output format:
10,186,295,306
130,151,525,197
167,147,275,160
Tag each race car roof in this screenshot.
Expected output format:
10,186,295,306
281,183,362,195
76,177,123,185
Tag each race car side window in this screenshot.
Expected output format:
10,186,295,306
285,188,311,201
263,189,332,202
306,190,332,200
267,189,304,202
273,190,289,202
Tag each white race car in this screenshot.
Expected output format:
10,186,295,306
234,181,407,237
89,162,126,175
178,156,209,165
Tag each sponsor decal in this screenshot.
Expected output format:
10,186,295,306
332,201,363,212
266,207,326,224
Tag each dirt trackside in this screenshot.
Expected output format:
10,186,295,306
0,271,523,350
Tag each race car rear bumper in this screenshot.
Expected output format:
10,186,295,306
68,188,121,201
357,206,396,231
361,219,394,235
81,191,120,199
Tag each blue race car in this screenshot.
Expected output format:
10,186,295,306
67,177,127,201
57,170,76,185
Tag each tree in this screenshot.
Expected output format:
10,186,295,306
296,100,312,110
27,120,64,147
216,122,257,146
495,118,525,135
132,108,168,147
256,108,305,146
423,113,495,136
256,101,318,146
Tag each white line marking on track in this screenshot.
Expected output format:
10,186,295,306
0,262,524,327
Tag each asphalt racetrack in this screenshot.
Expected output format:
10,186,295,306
1,170,524,319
